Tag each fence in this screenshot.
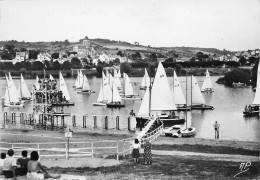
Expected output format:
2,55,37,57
0,125,163,161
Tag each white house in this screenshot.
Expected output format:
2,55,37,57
37,52,51,62
12,51,28,64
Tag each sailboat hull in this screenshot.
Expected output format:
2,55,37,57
191,105,214,110
201,88,214,93
180,127,196,137
106,102,125,108
93,102,107,106
139,86,147,90
136,116,185,128
77,90,94,94
51,102,74,107
2,101,24,108
176,105,191,111
243,111,259,116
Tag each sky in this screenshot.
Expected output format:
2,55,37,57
0,0,260,51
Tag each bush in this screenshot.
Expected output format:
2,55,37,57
65,72,72,78
20,68,26,75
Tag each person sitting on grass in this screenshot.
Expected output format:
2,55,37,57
16,150,30,176
0,152,6,175
2,149,17,179
27,151,61,180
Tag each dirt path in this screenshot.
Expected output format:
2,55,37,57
151,149,259,162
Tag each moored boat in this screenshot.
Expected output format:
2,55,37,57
201,69,214,93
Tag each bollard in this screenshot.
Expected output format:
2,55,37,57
116,116,120,130
72,115,76,127
94,116,97,129
83,115,86,128
20,113,24,124
12,113,16,124
61,116,64,128
4,112,7,124
128,117,131,131
105,116,108,130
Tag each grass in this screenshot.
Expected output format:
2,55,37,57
48,155,260,179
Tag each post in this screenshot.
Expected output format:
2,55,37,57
91,142,94,157
116,116,119,130
65,143,68,159
67,137,70,160
116,141,119,160
123,140,126,158
105,116,108,130
94,116,97,129
37,144,40,161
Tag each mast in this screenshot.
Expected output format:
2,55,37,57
20,74,23,98
102,71,104,102
111,81,114,103
173,69,174,100
191,75,193,107
124,73,126,98
148,76,152,116
185,72,188,129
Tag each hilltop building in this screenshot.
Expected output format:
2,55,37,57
36,51,51,62
12,51,29,64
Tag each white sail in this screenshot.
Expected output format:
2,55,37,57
97,72,111,102
201,69,213,91
140,68,150,87
173,71,186,105
138,62,177,116
6,75,20,103
108,73,114,89
4,87,9,104
35,75,40,90
76,70,84,89
252,62,260,105
8,72,18,95
191,75,205,104
124,73,134,96
137,86,150,116
82,75,91,91
97,83,104,102
114,69,122,88
20,74,31,98
49,74,54,81
108,81,122,103
74,70,79,87
59,72,71,101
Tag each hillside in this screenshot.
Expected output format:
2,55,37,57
0,38,233,57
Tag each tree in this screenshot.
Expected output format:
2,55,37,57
14,62,22,71
175,64,182,75
20,48,27,52
251,58,259,87
249,56,256,64
224,68,251,86
148,63,157,76
117,51,124,57
62,61,72,70
239,56,247,65
51,53,59,59
53,61,61,70
71,57,82,68
149,53,157,62
120,62,131,74
96,65,103,77
31,61,44,70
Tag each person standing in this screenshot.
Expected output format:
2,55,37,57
132,138,141,163
143,139,152,165
213,121,220,139
2,149,17,179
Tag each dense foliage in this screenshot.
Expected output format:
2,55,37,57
224,68,251,86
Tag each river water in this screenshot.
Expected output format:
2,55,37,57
0,75,259,142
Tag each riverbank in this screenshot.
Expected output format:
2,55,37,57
0,129,259,179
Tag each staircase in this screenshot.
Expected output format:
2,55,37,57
137,116,164,144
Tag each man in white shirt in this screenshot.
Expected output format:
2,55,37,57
2,149,17,178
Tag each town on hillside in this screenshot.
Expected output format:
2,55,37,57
0,37,259,78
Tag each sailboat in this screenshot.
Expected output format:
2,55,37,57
201,69,214,93
51,72,74,106
77,75,94,93
137,62,185,127
17,74,32,101
49,74,55,81
243,62,260,116
139,68,150,90
190,75,214,110
93,72,111,106
106,80,125,108
73,70,79,87
121,73,141,100
2,75,24,107
172,71,190,111
180,74,196,137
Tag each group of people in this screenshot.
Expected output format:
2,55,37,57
131,138,152,165
244,105,259,112
0,149,60,179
